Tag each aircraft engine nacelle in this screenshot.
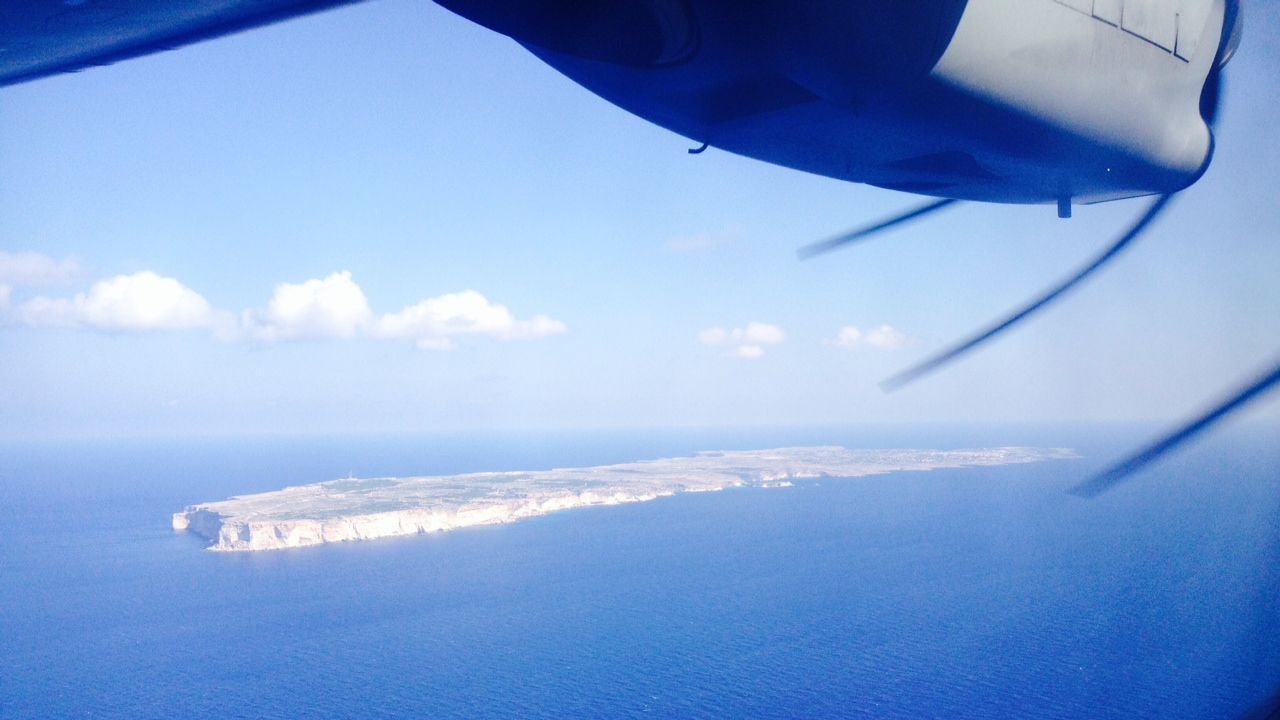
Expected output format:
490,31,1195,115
435,0,1239,207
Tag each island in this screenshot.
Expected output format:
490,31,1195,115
172,446,1075,552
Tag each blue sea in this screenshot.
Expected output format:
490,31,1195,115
1,424,1277,719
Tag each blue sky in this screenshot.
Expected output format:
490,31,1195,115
1,0,1278,439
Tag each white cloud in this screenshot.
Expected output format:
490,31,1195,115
826,324,907,350
665,225,744,253
866,324,907,349
242,271,373,341
0,251,82,286
700,321,786,358
16,271,218,332
827,326,863,347
374,290,567,351
0,251,83,286
7,267,566,351
0,251,81,324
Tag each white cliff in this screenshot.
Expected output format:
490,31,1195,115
172,446,1075,552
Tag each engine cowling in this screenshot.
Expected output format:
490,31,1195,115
433,0,698,67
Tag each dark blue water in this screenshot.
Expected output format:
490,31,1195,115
1,425,1277,719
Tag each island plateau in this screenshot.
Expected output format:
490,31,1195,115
173,446,1074,551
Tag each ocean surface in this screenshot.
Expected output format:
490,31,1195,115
1,424,1277,719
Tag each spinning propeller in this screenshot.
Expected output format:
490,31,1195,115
800,55,1277,495
797,192,1176,393
879,193,1173,392
796,199,958,260
1072,358,1280,497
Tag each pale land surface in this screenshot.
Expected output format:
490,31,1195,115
173,446,1075,552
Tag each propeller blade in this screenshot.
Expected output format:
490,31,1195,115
1071,356,1280,498
796,198,958,260
881,193,1175,392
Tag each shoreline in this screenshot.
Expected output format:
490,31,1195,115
173,446,1076,552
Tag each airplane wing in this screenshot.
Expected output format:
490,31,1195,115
0,0,365,88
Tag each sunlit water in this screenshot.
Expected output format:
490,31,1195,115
1,424,1277,719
